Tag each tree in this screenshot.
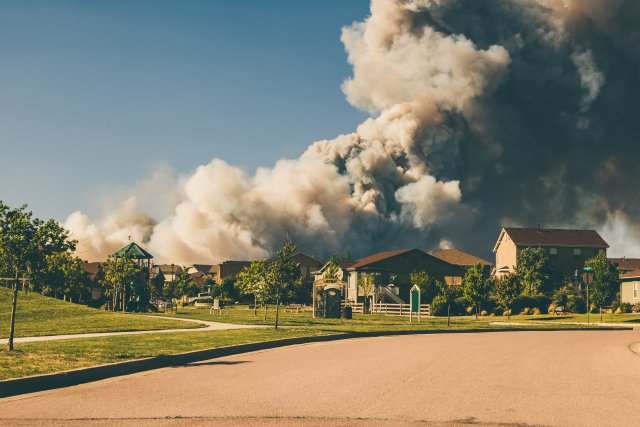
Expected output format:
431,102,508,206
237,258,269,317
267,240,303,329
435,280,457,326
516,247,552,295
409,270,436,303
38,252,91,302
174,270,199,299
462,262,491,320
103,253,143,311
358,272,374,313
0,202,75,351
585,252,619,321
494,273,521,319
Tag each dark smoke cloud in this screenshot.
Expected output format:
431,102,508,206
66,0,640,263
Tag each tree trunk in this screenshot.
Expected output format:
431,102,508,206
507,307,510,319
8,271,19,351
475,305,478,320
253,296,257,316
600,307,603,322
263,303,267,322
447,303,450,326
275,296,280,330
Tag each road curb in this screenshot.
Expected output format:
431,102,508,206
0,326,630,398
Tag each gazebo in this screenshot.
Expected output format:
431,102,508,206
112,242,154,311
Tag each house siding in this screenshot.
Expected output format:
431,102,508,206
495,233,518,276
621,280,640,304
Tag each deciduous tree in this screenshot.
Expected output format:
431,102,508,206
462,262,491,320
516,247,552,295
585,252,619,321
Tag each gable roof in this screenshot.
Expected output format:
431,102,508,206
157,264,183,275
113,242,154,259
620,269,640,280
494,227,609,252
608,257,640,272
80,262,103,280
348,249,415,269
432,249,493,267
190,264,213,274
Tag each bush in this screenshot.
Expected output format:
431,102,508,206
512,295,551,314
567,296,586,313
610,300,620,312
521,307,531,315
619,303,633,313
552,288,570,307
633,304,640,314
532,307,541,315
430,295,465,316
548,303,557,314
480,310,488,316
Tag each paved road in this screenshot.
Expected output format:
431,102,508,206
1,330,639,426
0,316,262,345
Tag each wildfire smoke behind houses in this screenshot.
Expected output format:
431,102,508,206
65,0,640,264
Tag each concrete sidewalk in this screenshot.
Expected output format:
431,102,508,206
0,316,264,345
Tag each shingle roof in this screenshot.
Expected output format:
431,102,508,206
80,262,102,280
348,249,415,269
620,269,640,280
190,264,213,274
608,257,640,272
499,228,609,249
432,249,493,267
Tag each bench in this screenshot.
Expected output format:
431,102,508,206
284,304,306,313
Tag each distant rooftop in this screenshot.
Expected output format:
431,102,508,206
495,227,609,251
432,249,493,267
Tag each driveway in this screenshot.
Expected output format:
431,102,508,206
1,330,639,426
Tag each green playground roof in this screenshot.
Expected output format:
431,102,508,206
113,242,154,260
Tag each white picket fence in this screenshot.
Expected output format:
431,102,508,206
342,302,430,317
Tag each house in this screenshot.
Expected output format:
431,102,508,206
186,264,213,276
608,257,640,276
156,264,183,283
493,227,609,283
209,261,252,284
80,262,105,301
344,248,462,303
432,248,493,281
290,253,324,284
619,270,640,305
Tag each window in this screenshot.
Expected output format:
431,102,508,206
549,248,557,255
634,282,638,299
573,248,581,256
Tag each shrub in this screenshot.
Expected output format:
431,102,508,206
532,307,541,315
430,295,465,316
552,288,570,307
548,303,557,314
567,296,586,313
615,307,622,314
619,303,633,313
633,304,640,314
512,295,551,314
610,300,620,312
480,310,488,316
465,306,474,315
521,307,531,315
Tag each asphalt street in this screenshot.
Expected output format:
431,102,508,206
1,330,639,426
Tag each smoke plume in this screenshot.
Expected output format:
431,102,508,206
66,0,640,263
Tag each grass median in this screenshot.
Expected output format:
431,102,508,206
0,287,201,338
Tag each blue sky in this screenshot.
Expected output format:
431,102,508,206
0,0,370,221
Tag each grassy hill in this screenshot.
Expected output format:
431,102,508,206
0,287,200,338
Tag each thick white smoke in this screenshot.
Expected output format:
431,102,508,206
65,0,640,263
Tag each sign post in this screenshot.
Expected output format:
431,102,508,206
410,285,421,323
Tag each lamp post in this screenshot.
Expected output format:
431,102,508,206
583,266,593,325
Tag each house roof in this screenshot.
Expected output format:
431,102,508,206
432,249,493,267
348,249,415,269
317,260,354,273
608,257,640,272
113,242,154,259
157,264,183,274
620,269,640,280
190,264,213,274
80,262,103,280
494,227,609,252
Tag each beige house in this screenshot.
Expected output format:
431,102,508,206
620,270,640,305
493,227,609,283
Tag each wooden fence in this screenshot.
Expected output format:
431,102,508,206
342,302,430,317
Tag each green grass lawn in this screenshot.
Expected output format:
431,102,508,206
0,300,630,381
0,287,201,339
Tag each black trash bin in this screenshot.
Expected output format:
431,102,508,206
342,305,353,320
